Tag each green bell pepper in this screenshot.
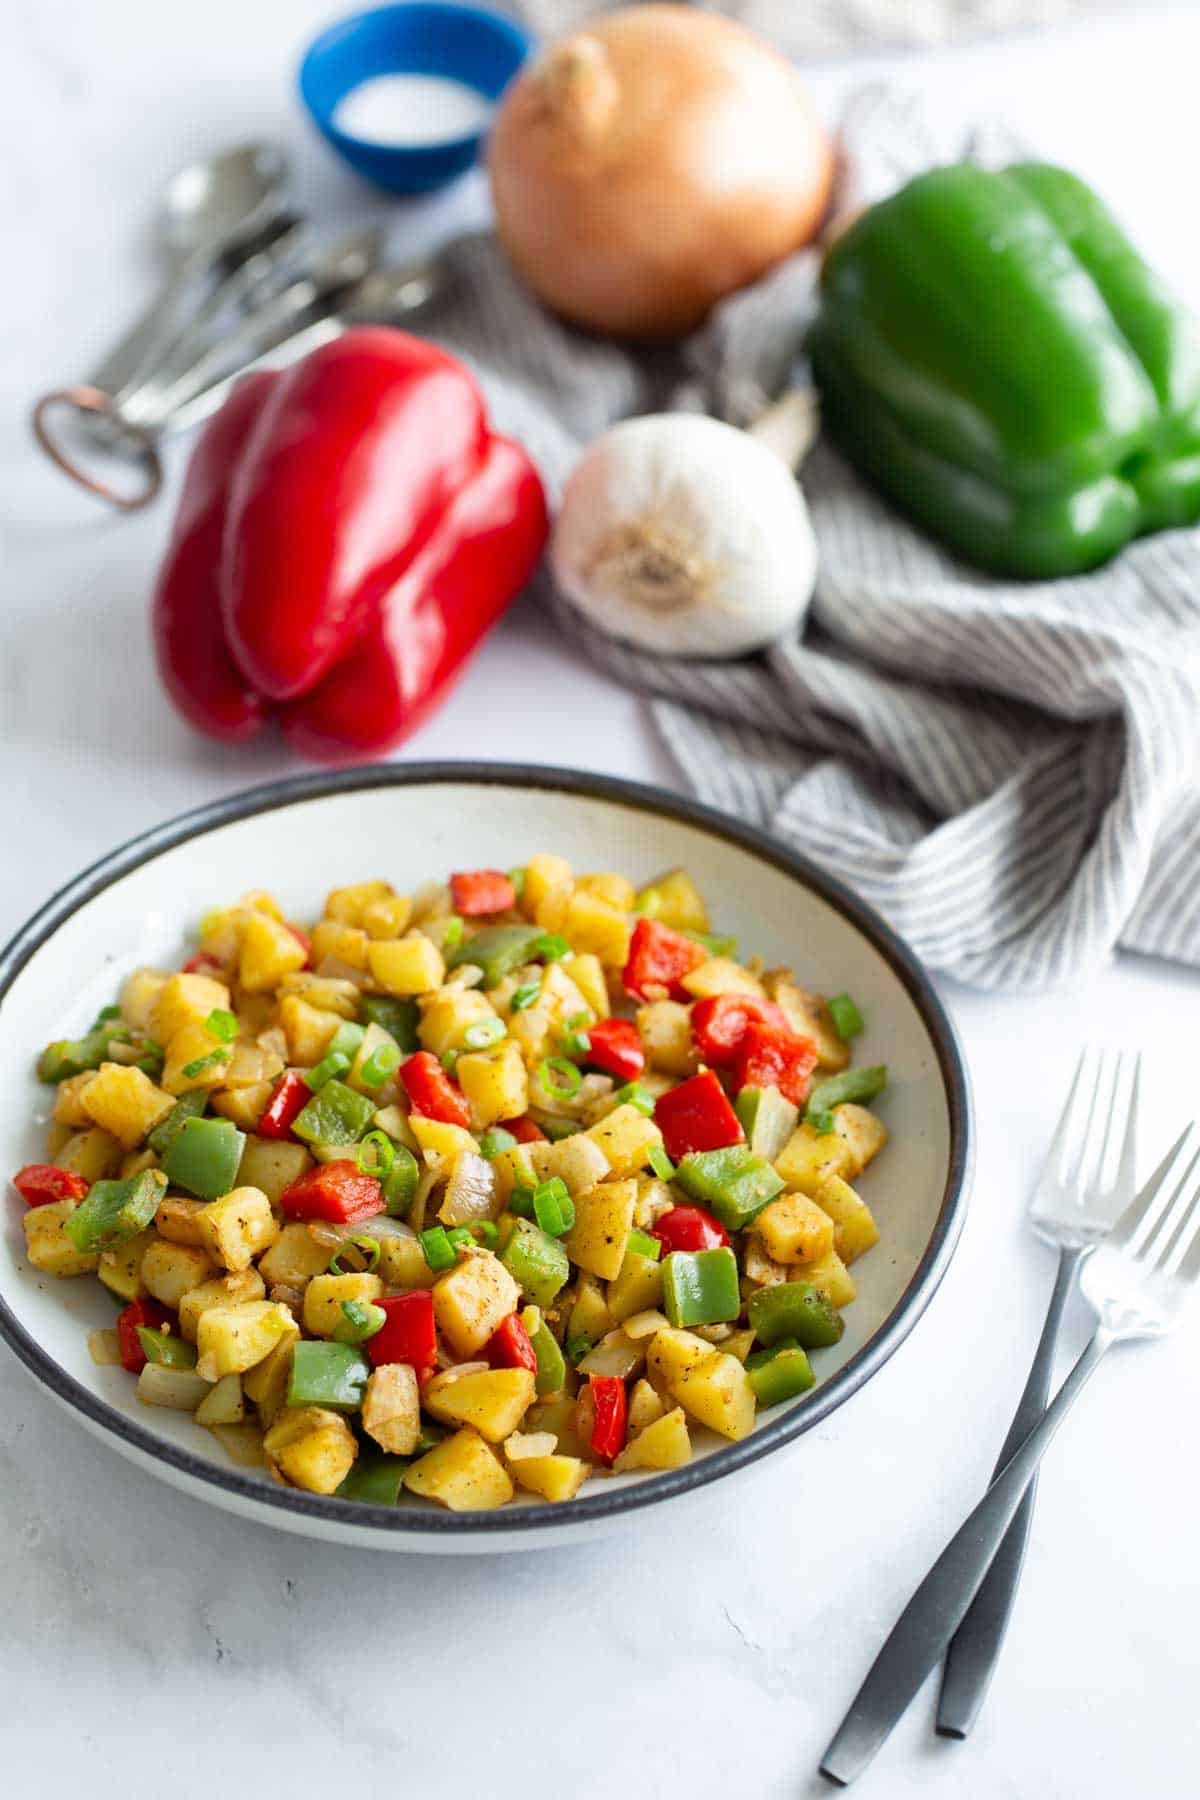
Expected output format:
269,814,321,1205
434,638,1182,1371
662,1247,741,1329
674,1146,784,1232
37,1021,127,1084
359,995,420,1053
136,1326,198,1369
63,1169,164,1254
287,1341,370,1412
806,1066,888,1120
746,1342,816,1407
748,1281,845,1350
500,1217,570,1308
336,1450,411,1504
445,923,543,986
147,1090,208,1158
809,162,1200,577
162,1116,245,1200
523,1311,567,1396
292,1078,375,1148
381,1144,420,1216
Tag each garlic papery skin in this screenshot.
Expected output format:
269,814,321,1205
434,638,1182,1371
550,412,817,658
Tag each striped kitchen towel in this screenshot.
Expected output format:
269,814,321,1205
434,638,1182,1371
422,88,1200,990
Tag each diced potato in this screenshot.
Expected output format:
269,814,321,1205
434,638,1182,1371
636,867,709,932
54,1071,97,1127
742,1236,790,1288
645,1326,713,1391
577,872,636,909
621,1307,671,1340
509,1452,589,1502
419,987,496,1059
792,1247,857,1309
584,1106,663,1179
239,912,308,994
196,1301,297,1381
222,1042,281,1089
195,1373,245,1426
564,1178,636,1281
161,1022,233,1097
210,1080,274,1132
520,854,571,919
346,1022,402,1101
607,1249,664,1323
673,1351,756,1441
362,1363,421,1455
765,978,850,1072
754,1192,837,1266
636,1001,697,1077
457,1038,528,1129
681,958,764,1001
568,1273,614,1348
152,972,231,1044
410,1115,478,1168
534,1132,610,1197
774,1123,855,1195
303,1271,384,1338
367,935,445,997
241,1315,300,1411
120,967,167,1034
118,1148,159,1180
258,1222,332,1290
141,1238,217,1308
207,1422,267,1467
264,1406,357,1495
97,1225,155,1301
564,888,631,967
276,974,360,1018
361,893,414,940
45,1122,72,1159
404,1428,514,1511
23,1200,99,1277
725,1328,756,1363
325,879,394,926
193,1185,278,1272
627,1377,666,1437
490,1142,537,1208
423,1366,537,1442
310,920,370,971
526,1394,589,1459
278,995,344,1067
561,952,609,1018
834,1105,889,1179
614,1407,692,1471
236,1136,313,1206
433,1250,520,1357
179,1268,267,1341
54,1126,123,1182
633,1176,675,1230
371,1103,417,1152
376,1229,437,1289
813,1174,880,1264
531,876,573,935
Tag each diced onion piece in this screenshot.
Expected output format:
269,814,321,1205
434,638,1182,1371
88,1327,123,1366
136,1363,212,1411
621,1308,671,1341
504,1431,558,1462
207,1422,267,1467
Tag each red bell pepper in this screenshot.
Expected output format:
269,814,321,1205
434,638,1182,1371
732,1023,819,1107
182,952,226,977
623,917,706,1001
257,1071,310,1141
116,1296,172,1374
286,923,312,966
484,1313,538,1374
367,1291,437,1370
279,1160,383,1224
12,1164,90,1208
450,869,517,916
400,1052,471,1128
583,1017,645,1083
651,1203,731,1253
152,329,547,764
655,1070,744,1162
498,1114,547,1144
691,993,790,1066
588,1374,628,1465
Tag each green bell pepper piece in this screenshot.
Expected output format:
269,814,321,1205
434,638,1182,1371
287,1341,370,1412
683,929,738,958
674,1146,784,1232
162,1116,245,1200
527,1318,567,1396
359,995,420,1053
662,1247,741,1329
748,1282,845,1351
147,1090,208,1158
735,1087,799,1163
292,1078,375,1148
445,923,543,986
806,1066,887,1119
63,1169,163,1254
136,1326,198,1369
327,1021,366,1061
500,1217,570,1308
809,162,1200,578
746,1343,816,1407
37,1022,126,1084
381,1144,419,1217
336,1451,411,1504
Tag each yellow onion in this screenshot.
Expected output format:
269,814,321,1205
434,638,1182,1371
487,5,833,339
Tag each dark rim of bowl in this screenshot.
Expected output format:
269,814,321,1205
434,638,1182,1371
0,763,973,1538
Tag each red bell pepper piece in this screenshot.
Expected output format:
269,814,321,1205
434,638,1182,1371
623,917,706,1001
182,952,226,977
12,1164,90,1208
583,1017,645,1082
257,1070,310,1141
116,1297,172,1374
655,1070,744,1162
153,330,547,764
588,1374,628,1465
400,1051,471,1128
367,1291,437,1370
651,1203,731,1253
690,993,790,1066
286,923,312,966
732,1023,819,1107
279,1161,383,1224
484,1313,538,1374
450,869,517,916
498,1115,547,1144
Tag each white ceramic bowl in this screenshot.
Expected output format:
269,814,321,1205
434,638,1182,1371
0,765,971,1552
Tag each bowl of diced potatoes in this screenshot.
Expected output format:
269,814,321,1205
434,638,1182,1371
0,765,971,1552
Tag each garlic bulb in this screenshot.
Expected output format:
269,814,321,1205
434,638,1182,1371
550,400,818,658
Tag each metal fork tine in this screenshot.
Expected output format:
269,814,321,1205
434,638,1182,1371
1083,1050,1124,1194
1071,1049,1108,1195
1176,1211,1200,1285
1043,1047,1089,1189
1149,1148,1200,1273
1115,1052,1141,1197
1110,1125,1198,1252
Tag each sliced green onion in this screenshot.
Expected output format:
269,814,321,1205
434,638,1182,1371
420,1226,457,1272
533,933,569,962
615,1082,655,1117
463,1017,505,1051
329,1235,381,1275
566,1011,590,1029
181,1049,229,1079
136,1042,166,1076
648,1144,677,1181
561,1029,591,1060
359,1043,401,1089
510,982,541,1012
467,1220,499,1247
564,1333,593,1365
443,916,464,947
828,992,865,1041
808,1108,837,1136
479,1128,518,1159
333,1299,386,1344
538,1057,581,1100
533,1178,575,1237
445,1226,475,1252
627,1227,662,1262
441,1048,460,1075
305,1049,352,1091
509,1185,536,1219
204,1008,239,1043
327,1020,366,1061
93,1004,122,1026
357,1130,395,1179
507,867,526,900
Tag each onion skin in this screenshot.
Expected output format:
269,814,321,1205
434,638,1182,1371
487,5,834,340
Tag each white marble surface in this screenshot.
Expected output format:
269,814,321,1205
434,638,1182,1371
4,3,1200,1794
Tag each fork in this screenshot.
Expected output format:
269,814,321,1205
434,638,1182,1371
936,1048,1140,1739
821,1118,1200,1787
